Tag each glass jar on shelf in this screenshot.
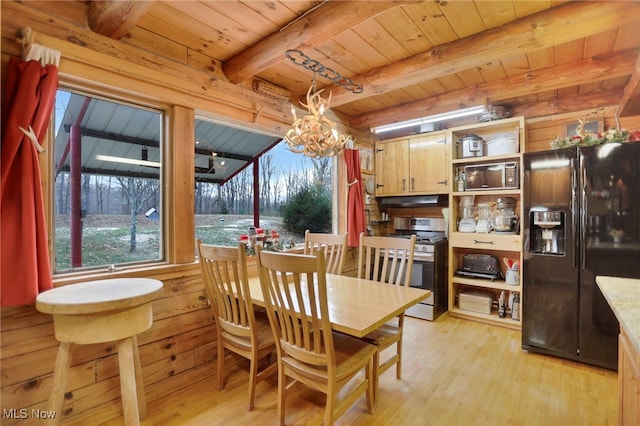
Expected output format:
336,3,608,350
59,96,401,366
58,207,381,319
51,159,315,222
455,167,466,192
476,202,495,233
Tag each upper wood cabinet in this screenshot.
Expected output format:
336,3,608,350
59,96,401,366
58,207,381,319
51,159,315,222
411,133,449,193
375,138,409,196
374,131,448,196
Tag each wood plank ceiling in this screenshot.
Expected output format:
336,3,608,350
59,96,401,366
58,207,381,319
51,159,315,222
34,1,640,131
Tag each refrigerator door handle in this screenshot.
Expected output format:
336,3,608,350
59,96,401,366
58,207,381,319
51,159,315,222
578,157,587,271
571,158,579,269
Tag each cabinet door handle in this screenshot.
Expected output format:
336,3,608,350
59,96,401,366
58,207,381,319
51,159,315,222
411,177,414,190
473,239,495,245
438,179,447,185
376,183,384,189
402,178,406,191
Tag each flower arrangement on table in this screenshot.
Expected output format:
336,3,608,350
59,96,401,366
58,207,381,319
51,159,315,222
550,116,632,149
240,228,284,256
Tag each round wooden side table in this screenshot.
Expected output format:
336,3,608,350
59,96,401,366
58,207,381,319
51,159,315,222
36,278,163,425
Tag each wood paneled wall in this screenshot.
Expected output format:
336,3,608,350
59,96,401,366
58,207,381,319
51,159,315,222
1,265,220,425
525,108,640,153
2,1,640,423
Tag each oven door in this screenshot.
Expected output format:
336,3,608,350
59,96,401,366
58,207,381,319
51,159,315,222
409,257,434,296
405,256,436,320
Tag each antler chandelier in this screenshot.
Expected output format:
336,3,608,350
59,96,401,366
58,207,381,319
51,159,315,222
283,50,361,158
284,86,348,158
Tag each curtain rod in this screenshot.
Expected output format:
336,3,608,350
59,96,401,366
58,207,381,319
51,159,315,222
16,27,61,67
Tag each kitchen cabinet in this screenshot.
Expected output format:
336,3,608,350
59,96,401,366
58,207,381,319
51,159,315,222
375,131,448,196
410,133,449,193
375,137,409,196
619,329,640,426
447,116,525,330
597,276,640,426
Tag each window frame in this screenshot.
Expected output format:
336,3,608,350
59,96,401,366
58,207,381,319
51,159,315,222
47,80,343,284
193,113,340,249
48,84,174,279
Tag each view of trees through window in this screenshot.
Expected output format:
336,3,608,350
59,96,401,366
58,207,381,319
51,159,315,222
52,89,334,274
194,142,334,248
53,89,163,273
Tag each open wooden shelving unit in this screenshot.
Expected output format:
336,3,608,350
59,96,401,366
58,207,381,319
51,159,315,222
446,116,525,330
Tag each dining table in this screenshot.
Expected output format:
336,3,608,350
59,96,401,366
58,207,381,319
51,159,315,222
247,273,431,338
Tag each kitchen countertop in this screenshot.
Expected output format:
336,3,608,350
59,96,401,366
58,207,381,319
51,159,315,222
596,276,640,354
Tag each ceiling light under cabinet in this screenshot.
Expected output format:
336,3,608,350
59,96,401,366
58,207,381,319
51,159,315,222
371,105,486,134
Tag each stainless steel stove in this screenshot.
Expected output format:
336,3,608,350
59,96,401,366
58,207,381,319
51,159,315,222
390,217,448,321
392,217,447,256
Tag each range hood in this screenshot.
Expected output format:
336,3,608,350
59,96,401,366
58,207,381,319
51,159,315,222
379,195,447,208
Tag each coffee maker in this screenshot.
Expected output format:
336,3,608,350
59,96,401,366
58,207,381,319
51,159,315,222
530,210,565,254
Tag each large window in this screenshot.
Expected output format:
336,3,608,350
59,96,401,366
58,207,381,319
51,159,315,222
193,117,333,248
52,89,163,273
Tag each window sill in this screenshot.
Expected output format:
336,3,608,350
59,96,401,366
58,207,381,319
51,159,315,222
52,261,198,287
52,245,306,287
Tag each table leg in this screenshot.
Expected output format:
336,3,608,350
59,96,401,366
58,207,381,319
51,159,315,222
117,337,140,426
48,342,73,423
131,335,147,419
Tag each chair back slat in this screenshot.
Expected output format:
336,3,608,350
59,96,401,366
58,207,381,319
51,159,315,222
197,240,279,412
303,230,348,275
197,242,254,337
357,233,416,286
257,249,333,368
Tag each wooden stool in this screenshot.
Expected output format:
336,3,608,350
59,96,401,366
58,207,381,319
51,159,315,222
36,278,163,425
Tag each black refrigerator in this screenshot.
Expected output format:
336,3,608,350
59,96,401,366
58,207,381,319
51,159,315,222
522,142,640,370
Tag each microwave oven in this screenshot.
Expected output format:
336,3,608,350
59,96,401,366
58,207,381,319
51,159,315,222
464,161,519,190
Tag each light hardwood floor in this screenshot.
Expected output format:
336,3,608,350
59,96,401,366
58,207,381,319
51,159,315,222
97,314,617,426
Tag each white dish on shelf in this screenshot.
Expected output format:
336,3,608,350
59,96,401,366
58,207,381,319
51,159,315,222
486,134,518,156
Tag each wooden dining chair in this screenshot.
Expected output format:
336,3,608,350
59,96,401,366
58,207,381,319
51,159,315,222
196,240,277,411
255,247,376,426
303,230,348,275
356,232,416,403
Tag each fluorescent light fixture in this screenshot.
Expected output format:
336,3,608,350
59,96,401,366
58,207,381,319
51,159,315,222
95,154,160,168
371,105,486,134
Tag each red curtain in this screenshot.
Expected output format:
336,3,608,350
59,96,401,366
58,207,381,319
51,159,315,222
1,57,59,306
344,148,366,248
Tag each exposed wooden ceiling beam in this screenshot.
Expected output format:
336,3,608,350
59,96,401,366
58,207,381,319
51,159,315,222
510,89,622,120
617,50,640,117
351,49,639,130
484,50,636,101
3,1,294,136
222,1,416,84
88,0,156,40
328,1,640,108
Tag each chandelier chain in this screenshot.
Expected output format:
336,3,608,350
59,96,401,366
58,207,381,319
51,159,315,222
285,50,363,94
